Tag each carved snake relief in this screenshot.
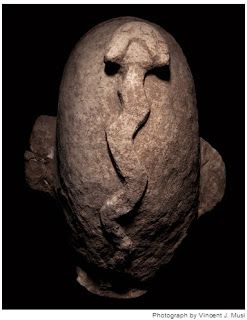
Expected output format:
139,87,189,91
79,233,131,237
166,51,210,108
100,22,170,268
25,17,226,298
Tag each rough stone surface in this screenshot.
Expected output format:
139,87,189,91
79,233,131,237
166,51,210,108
199,138,226,217
25,115,57,195
24,17,226,299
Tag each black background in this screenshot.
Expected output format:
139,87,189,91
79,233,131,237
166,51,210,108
3,4,245,309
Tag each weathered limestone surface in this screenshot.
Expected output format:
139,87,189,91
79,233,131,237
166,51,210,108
199,138,226,217
24,115,56,195
24,17,226,298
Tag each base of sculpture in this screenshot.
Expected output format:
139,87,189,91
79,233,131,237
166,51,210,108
76,267,147,299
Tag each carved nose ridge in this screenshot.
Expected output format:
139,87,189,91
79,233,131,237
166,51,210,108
104,21,170,72
100,22,167,269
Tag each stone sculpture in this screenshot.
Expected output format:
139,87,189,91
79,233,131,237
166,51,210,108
24,17,226,299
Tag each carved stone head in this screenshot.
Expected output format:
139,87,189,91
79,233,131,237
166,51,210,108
24,17,226,298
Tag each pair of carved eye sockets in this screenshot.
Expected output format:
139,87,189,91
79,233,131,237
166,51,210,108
104,60,170,81
24,18,226,299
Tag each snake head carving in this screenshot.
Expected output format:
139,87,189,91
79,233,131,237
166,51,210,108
24,17,226,299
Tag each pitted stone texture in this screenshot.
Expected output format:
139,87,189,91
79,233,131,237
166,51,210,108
199,138,226,217
24,115,56,195
24,17,226,298
57,17,199,282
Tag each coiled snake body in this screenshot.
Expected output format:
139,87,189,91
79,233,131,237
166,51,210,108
100,22,170,268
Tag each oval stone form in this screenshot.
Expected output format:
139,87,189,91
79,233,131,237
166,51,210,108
56,17,200,298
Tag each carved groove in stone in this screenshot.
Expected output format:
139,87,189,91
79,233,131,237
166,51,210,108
100,22,169,268
24,17,227,298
